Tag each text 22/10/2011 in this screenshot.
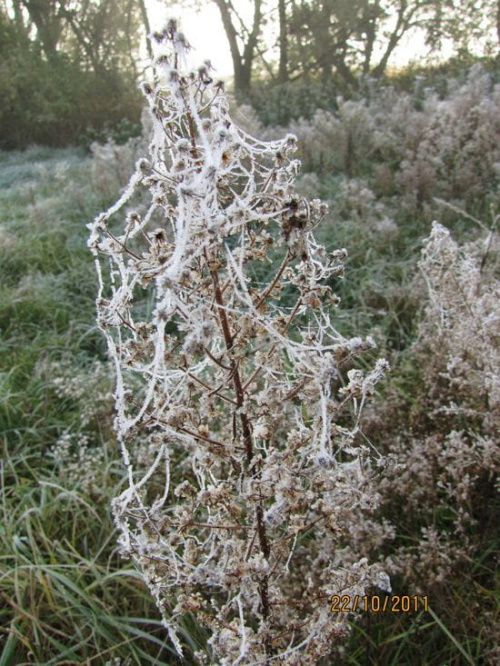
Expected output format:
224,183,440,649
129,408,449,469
331,595,429,613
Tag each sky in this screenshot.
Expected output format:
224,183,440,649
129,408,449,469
147,1,235,77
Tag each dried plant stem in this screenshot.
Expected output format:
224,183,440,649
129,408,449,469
207,248,272,628
89,20,389,663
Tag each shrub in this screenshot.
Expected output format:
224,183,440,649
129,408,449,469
243,78,341,127
244,66,500,225
89,21,390,663
383,220,499,557
360,221,500,664
0,12,142,150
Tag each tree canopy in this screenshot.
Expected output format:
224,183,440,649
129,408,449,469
210,0,500,93
0,0,146,148
1,0,498,147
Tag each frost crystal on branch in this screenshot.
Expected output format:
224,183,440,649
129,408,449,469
88,20,389,664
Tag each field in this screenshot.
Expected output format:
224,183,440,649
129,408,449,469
0,63,499,664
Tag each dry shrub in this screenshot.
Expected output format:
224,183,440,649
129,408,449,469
365,221,500,663
88,22,391,664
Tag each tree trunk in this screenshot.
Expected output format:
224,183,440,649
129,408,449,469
137,0,153,62
278,0,288,83
497,0,500,54
214,0,262,94
21,0,63,60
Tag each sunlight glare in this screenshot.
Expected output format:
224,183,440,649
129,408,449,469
147,0,234,77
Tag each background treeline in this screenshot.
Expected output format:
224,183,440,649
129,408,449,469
1,0,500,149
0,0,149,148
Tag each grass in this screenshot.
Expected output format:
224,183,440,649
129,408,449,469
0,132,498,664
0,147,200,664
338,581,497,665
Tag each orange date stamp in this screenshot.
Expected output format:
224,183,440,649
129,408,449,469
330,595,429,613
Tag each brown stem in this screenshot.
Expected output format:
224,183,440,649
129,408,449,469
186,371,237,405
282,376,312,402
205,247,271,621
241,294,303,392
185,522,250,531
187,111,199,160
177,425,229,449
280,296,302,335
204,345,232,370
105,229,142,260
278,515,327,545
255,250,291,309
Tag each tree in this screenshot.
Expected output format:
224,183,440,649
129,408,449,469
14,0,143,76
213,0,264,93
210,0,500,93
0,0,144,147
285,0,439,87
19,0,68,60
61,0,142,77
425,0,500,57
278,0,289,81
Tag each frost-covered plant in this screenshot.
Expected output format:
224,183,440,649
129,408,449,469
90,111,152,201
88,22,389,664
50,432,107,497
36,357,115,498
374,221,500,587
349,220,500,663
378,69,499,213
367,66,500,216
243,66,500,221
289,101,374,179
417,220,499,430
39,357,114,428
98,65,500,243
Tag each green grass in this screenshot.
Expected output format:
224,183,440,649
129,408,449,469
0,455,191,664
0,147,201,664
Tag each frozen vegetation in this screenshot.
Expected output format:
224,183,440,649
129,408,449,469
0,36,499,666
